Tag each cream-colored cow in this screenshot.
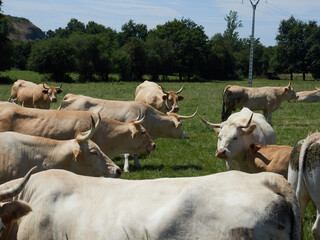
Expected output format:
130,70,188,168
0,115,122,182
9,79,63,109
135,80,184,113
1,169,301,239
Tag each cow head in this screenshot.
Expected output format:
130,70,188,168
283,82,298,101
72,114,121,178
42,84,63,103
129,115,156,155
160,85,184,113
0,167,36,235
200,113,256,163
163,108,198,139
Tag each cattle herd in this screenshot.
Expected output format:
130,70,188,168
0,79,319,239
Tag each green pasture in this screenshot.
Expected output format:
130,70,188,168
1,71,319,239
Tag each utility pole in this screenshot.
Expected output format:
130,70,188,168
247,0,260,87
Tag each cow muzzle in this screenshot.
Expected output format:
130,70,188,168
216,149,227,159
50,97,57,103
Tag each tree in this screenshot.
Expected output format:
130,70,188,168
154,18,208,81
275,16,316,80
28,38,76,81
223,10,243,51
123,37,147,81
306,24,320,79
0,1,13,71
145,34,175,81
119,20,148,46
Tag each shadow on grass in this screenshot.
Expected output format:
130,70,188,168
172,164,202,171
128,164,165,172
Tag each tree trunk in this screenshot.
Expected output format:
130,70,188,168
290,72,293,80
303,72,306,81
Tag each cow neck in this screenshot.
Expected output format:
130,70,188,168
91,119,130,156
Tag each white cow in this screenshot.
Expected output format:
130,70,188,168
291,88,320,102
1,169,300,239
200,107,276,170
288,131,320,239
0,167,35,237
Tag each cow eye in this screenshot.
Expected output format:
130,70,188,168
90,149,98,155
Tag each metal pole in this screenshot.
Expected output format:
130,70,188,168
248,0,260,87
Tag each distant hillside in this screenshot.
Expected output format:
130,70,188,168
5,15,45,42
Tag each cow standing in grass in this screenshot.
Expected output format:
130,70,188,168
288,132,320,239
200,107,276,171
221,83,298,124
135,80,184,113
9,79,63,109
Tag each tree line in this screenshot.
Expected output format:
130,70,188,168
1,2,319,82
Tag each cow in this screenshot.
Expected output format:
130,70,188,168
246,143,293,178
8,79,63,109
58,94,197,171
0,115,122,182
291,88,320,102
135,80,184,113
0,167,36,238
221,83,298,124
288,131,320,239
200,107,276,171
0,169,300,240
0,104,155,172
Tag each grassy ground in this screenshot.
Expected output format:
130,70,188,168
1,70,319,239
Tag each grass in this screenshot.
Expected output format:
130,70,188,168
1,70,319,239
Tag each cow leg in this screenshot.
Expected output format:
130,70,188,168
134,154,141,169
312,209,320,240
123,153,130,172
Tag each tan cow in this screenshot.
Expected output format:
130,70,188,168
246,143,293,178
8,79,63,109
0,166,35,237
0,115,122,182
58,94,197,171
0,104,155,168
2,169,301,239
221,83,298,124
291,88,320,102
288,132,320,239
135,80,184,113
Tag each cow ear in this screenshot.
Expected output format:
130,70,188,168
213,127,221,135
0,201,32,226
162,94,167,100
57,89,63,94
243,124,256,135
42,90,48,94
73,149,82,162
131,125,138,138
178,96,184,101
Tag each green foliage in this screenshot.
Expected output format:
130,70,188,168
0,1,13,71
27,38,76,81
119,19,148,45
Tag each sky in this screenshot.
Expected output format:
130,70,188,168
2,0,320,46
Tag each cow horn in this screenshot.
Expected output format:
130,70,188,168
56,83,62,89
42,84,49,90
160,85,168,95
166,107,175,114
199,115,221,128
175,86,184,94
77,114,101,142
133,115,145,125
176,108,198,120
239,113,253,128
0,166,37,201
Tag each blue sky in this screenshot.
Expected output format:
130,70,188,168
2,0,320,46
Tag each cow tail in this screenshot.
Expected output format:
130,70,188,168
221,86,229,121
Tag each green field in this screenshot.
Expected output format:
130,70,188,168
1,71,319,239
